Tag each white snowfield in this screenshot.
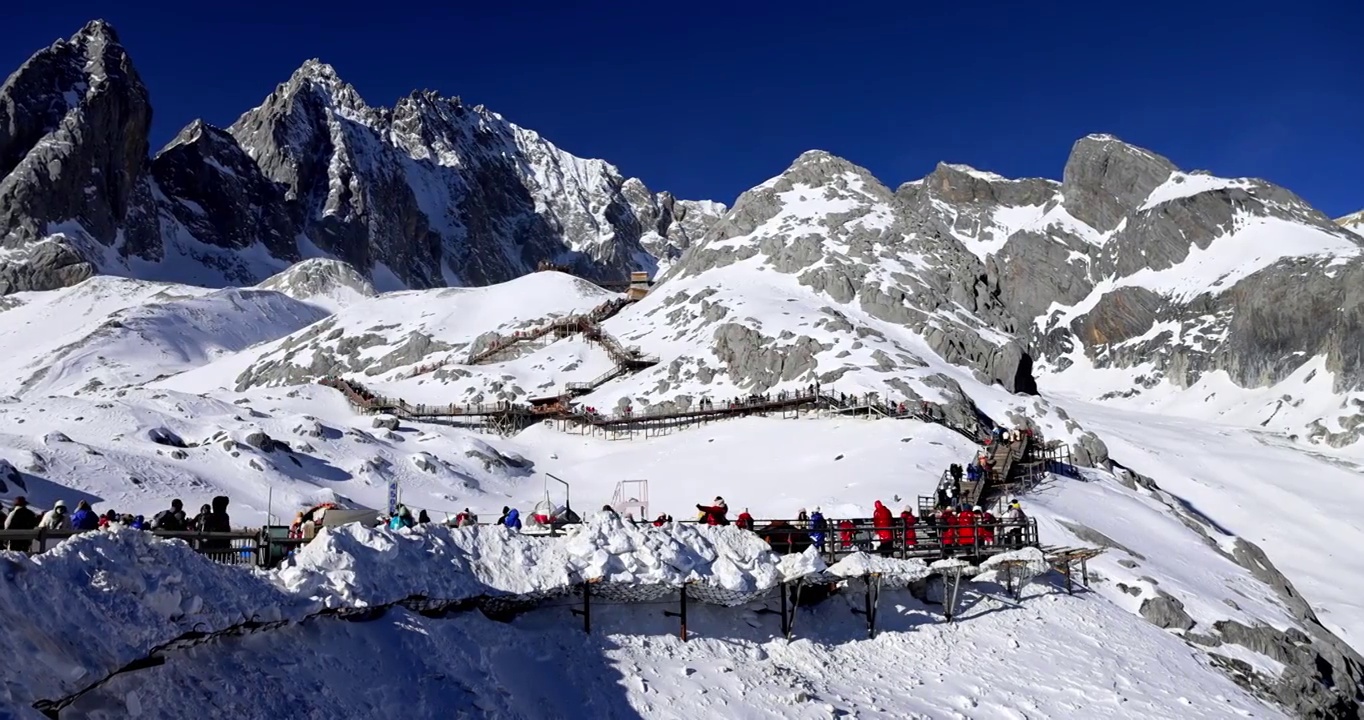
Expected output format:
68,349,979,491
1,517,1282,720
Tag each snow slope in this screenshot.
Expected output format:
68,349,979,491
1044,396,1364,650
0,276,328,397
162,271,616,399
0,385,537,525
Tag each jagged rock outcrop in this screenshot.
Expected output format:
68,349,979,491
886,133,1364,446
1139,592,1195,631
1060,134,1177,233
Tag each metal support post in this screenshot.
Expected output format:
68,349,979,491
570,581,592,634
664,583,689,641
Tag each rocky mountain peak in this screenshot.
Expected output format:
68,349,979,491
74,19,120,43
1061,133,1177,232
0,19,154,288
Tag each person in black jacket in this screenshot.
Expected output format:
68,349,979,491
4,496,39,551
200,496,232,559
152,499,188,532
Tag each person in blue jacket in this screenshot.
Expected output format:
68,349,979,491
388,506,415,530
503,507,521,530
809,508,827,551
70,500,100,531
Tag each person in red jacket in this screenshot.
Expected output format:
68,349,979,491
653,513,669,527
900,507,917,547
838,519,855,549
975,505,995,544
939,507,957,547
736,508,754,530
872,500,894,556
956,505,977,548
695,497,730,526
872,501,893,541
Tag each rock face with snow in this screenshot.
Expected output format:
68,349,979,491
0,20,161,293
256,258,376,312
660,150,1036,396
879,134,1364,446
0,22,723,295
1338,210,1364,236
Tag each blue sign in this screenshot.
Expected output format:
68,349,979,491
387,479,398,515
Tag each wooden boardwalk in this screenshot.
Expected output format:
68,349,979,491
320,376,982,439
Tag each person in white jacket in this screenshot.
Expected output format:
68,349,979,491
38,500,71,530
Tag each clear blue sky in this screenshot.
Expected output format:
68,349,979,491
5,0,1362,216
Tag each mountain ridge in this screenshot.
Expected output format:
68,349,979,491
0,21,724,295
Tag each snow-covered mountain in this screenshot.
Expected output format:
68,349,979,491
896,135,1364,447
4,17,1364,720
0,21,723,294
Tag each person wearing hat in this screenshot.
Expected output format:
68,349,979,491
3,497,39,551
1003,500,1026,545
39,500,71,531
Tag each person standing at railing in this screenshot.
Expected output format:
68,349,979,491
696,497,729,526
1003,500,1026,545
4,497,39,551
975,505,996,545
201,497,233,560
70,500,99,531
872,501,894,557
956,505,978,549
38,500,71,531
735,508,754,530
899,507,917,548
809,508,827,551
152,499,188,532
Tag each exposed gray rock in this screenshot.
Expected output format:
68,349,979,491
1061,134,1176,234
1110,463,1364,716
372,415,399,431
146,427,186,448
710,323,828,391
257,258,376,304
1139,592,1195,631
410,452,438,473
1055,519,1144,560
1071,432,1110,468
151,120,299,275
